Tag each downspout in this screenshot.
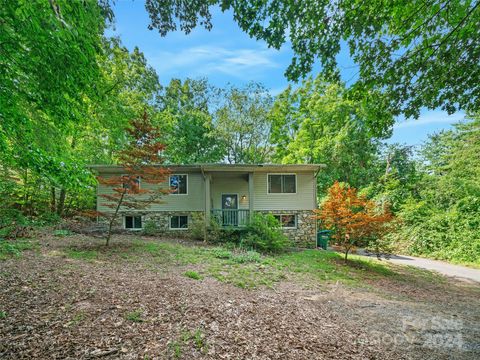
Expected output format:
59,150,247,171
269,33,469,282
201,165,207,242
313,167,322,246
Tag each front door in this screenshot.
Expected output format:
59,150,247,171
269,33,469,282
221,194,238,226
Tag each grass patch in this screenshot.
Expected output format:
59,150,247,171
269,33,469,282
168,328,209,358
211,248,232,259
269,250,358,284
392,263,448,284
191,329,208,352
53,229,72,237
210,247,262,264
66,249,98,261
184,270,203,280
67,311,85,326
125,309,144,322
346,254,396,277
134,241,208,265
0,311,6,319
0,239,34,260
208,262,285,289
68,238,437,291
130,240,402,288
168,341,182,359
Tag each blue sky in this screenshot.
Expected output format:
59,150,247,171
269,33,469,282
109,1,465,146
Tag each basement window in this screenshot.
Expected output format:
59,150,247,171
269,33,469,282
273,214,297,229
170,215,188,229
124,215,142,230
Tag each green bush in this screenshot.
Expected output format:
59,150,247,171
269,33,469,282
0,209,28,239
241,213,291,253
189,214,206,240
35,212,61,226
206,219,244,244
392,197,480,265
142,219,160,236
0,239,34,259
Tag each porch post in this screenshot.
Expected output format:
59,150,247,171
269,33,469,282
248,172,254,221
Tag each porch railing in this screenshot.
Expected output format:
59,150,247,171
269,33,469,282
211,209,250,227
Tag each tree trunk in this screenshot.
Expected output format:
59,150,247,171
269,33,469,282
344,247,350,262
384,152,392,178
106,191,126,246
50,187,56,213
56,188,66,216
55,136,76,217
22,169,28,214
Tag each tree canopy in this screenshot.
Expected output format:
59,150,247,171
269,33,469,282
144,0,480,118
270,77,391,192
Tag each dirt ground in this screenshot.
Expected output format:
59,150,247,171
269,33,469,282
1,234,479,359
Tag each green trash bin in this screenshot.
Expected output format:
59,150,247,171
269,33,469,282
317,230,332,250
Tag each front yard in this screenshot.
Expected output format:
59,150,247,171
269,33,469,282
1,232,479,359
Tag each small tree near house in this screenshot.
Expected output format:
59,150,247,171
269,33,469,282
95,111,170,246
314,181,395,261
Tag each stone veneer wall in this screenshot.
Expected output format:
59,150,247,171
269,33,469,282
258,210,317,248
109,211,204,238
105,210,317,247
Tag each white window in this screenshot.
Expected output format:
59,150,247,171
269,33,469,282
170,215,188,229
273,214,297,229
122,175,141,190
268,174,296,193
124,215,142,230
169,174,187,194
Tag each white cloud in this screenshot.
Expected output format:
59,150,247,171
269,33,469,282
147,45,280,79
393,111,465,129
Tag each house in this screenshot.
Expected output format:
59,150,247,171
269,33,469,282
93,164,324,247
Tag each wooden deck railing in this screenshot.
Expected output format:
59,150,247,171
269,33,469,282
211,209,250,227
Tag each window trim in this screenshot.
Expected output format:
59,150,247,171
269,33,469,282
267,173,297,194
169,215,189,230
169,174,188,195
273,214,297,229
123,215,143,230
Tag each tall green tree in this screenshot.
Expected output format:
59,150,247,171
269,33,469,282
270,77,392,193
215,82,273,164
0,0,107,152
156,79,224,164
393,114,480,264
0,0,108,216
144,0,480,119
363,144,420,213
0,2,163,217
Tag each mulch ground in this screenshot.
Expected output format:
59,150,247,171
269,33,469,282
1,234,479,359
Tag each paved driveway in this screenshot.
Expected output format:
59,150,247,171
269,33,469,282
358,251,480,283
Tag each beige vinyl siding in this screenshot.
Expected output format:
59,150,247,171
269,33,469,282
211,174,249,209
253,172,316,210
96,168,317,213
97,172,205,212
